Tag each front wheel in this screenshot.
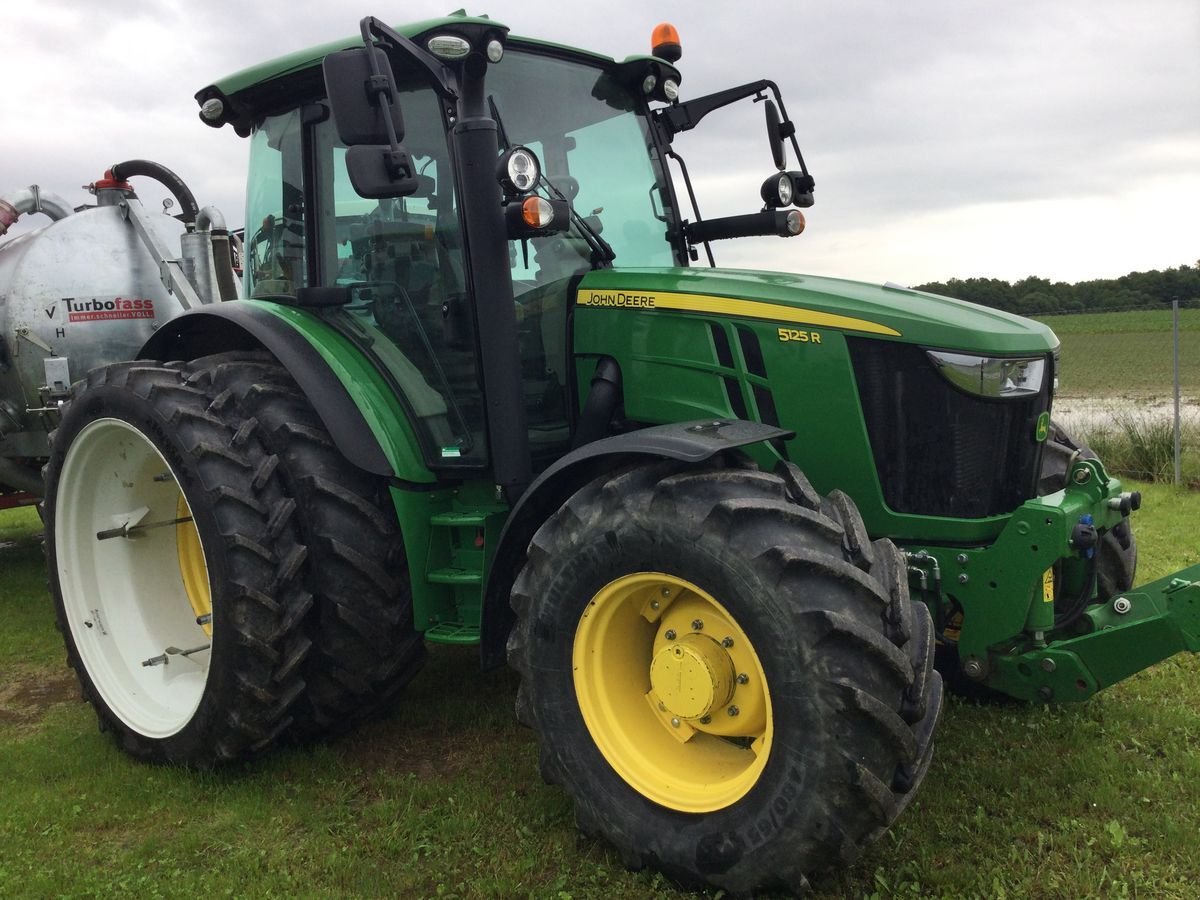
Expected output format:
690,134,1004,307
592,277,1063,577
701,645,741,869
44,362,311,765
508,460,941,894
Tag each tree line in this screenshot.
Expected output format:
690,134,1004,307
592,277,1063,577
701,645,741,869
912,262,1199,316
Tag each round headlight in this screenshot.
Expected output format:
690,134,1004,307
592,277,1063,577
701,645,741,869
642,74,658,95
497,145,542,196
777,173,793,206
663,79,680,101
486,39,504,63
760,172,795,208
200,97,224,121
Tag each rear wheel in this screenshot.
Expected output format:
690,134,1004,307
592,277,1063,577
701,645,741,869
197,351,426,735
508,460,941,894
44,362,310,765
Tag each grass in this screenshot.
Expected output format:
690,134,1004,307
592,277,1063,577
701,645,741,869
1080,414,1200,486
2,483,1200,898
1036,309,1200,400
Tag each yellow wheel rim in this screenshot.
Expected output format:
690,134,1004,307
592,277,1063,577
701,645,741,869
176,494,212,637
573,572,772,813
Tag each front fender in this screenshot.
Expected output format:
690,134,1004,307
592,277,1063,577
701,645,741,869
479,419,793,669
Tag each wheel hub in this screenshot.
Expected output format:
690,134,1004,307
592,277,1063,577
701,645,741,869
573,571,773,812
650,633,735,720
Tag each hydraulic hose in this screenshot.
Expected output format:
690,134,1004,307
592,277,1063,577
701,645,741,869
108,159,200,225
1053,556,1098,631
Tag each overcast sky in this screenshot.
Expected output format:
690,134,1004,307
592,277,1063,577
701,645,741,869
2,0,1196,285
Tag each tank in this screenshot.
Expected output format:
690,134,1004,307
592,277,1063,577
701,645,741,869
0,164,231,496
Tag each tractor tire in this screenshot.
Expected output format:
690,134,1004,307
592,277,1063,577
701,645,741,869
194,351,426,736
508,459,942,895
43,361,311,766
1038,419,1137,598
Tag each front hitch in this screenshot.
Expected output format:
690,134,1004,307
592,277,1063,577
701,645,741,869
989,565,1200,702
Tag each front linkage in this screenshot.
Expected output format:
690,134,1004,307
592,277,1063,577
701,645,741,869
913,454,1200,702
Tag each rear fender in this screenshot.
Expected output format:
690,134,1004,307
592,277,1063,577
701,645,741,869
139,300,434,483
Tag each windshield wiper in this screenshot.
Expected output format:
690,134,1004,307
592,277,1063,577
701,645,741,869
538,176,615,265
487,95,615,266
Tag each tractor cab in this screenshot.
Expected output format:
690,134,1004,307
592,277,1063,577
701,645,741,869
197,13,810,487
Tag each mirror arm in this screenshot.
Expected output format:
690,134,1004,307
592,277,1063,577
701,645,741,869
656,79,773,139
358,16,459,102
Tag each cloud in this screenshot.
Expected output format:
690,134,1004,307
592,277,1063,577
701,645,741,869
2,0,1196,284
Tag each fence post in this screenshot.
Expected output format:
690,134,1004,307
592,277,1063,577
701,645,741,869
1174,298,1182,486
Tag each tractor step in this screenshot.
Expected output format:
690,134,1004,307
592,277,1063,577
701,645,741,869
429,511,490,527
427,566,484,586
424,622,482,645
397,487,509,645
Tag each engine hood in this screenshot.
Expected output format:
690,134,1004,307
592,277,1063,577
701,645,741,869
577,267,1059,356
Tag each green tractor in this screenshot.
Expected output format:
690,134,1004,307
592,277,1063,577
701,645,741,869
41,13,1200,894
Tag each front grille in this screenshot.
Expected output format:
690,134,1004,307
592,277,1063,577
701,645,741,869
848,338,1051,519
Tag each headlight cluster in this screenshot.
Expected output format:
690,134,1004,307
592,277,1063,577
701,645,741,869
497,146,541,196
926,350,1047,399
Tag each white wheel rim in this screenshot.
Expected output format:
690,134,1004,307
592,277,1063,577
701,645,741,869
55,418,212,738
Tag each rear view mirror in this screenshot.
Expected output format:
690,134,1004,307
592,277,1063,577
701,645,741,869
323,47,405,146
344,145,419,199
324,46,418,198
764,99,787,171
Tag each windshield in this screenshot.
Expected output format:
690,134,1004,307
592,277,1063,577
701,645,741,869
487,50,678,278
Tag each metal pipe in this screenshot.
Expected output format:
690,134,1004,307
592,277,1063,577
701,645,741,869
0,185,75,238
195,206,226,232
197,206,239,300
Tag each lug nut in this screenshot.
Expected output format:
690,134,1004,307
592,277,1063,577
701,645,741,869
956,553,968,565
671,717,680,728
1113,597,1132,615
699,715,712,724
691,619,704,631
958,573,969,584
736,673,749,685
661,587,671,597
722,636,734,648
650,600,660,610
664,629,676,641
727,706,740,717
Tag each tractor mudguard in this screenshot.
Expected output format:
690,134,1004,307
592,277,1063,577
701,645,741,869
479,418,793,669
138,300,433,483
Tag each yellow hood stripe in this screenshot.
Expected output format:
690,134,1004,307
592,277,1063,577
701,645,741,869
576,289,901,337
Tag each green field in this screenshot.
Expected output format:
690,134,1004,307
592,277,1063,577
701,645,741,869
1036,309,1200,399
3,482,1200,898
